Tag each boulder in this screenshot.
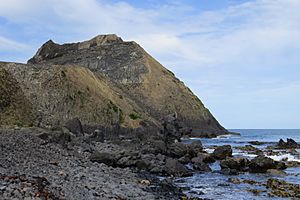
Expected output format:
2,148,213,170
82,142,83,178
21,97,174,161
267,169,287,176
191,156,212,172
89,152,116,166
220,157,249,171
89,129,104,142
178,156,190,164
197,152,215,163
165,158,191,177
64,118,84,136
212,145,232,160
168,142,188,158
149,140,167,155
187,141,203,157
237,145,263,155
249,141,266,145
248,156,276,173
277,138,299,149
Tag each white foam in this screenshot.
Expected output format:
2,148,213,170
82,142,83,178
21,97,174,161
215,134,235,139
266,153,300,162
204,148,214,154
232,152,257,158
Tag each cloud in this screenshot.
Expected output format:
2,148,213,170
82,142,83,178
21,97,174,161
0,35,27,51
1,0,299,68
0,0,299,127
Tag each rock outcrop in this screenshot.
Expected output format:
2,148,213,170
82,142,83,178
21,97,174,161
0,34,228,137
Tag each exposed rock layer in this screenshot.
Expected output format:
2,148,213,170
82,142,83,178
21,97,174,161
0,34,227,136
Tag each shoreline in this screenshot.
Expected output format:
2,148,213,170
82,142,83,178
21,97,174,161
1,127,299,199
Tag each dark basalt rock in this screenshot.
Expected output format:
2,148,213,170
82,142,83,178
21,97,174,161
191,157,212,172
212,145,232,160
162,113,184,144
277,138,299,149
167,142,189,158
165,158,191,177
267,178,300,198
89,151,116,166
64,118,84,136
248,156,286,173
89,129,105,142
220,157,249,172
188,141,203,157
249,141,267,145
196,152,215,163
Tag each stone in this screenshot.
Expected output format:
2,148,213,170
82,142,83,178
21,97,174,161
193,162,211,172
165,158,191,177
196,152,215,163
249,141,266,145
228,178,241,184
237,145,263,155
277,138,299,149
220,157,249,171
267,169,287,176
64,118,84,136
89,152,116,166
212,145,232,160
187,141,203,157
90,129,104,142
168,142,188,158
267,178,300,198
248,156,277,173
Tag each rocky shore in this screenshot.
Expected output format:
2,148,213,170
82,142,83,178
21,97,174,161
1,116,299,199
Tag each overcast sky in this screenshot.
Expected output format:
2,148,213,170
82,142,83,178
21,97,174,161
0,0,299,129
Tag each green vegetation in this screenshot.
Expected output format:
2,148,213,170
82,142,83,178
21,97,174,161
0,68,33,127
129,113,141,120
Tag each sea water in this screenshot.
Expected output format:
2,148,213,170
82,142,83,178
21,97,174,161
177,129,300,200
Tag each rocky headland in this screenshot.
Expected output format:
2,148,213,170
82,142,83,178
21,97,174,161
1,35,299,199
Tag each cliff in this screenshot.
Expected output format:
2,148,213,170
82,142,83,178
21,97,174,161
0,34,227,137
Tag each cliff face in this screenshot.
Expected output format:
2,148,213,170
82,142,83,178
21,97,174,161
0,34,227,136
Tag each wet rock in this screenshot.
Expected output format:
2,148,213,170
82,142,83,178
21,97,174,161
236,145,263,155
228,178,241,184
267,169,287,176
220,168,239,175
249,141,266,145
64,118,84,136
286,161,300,168
267,178,300,198
196,152,215,163
187,141,203,157
248,156,276,173
277,138,299,149
165,158,191,177
191,156,212,172
212,145,232,160
193,162,211,172
220,157,249,171
248,189,265,196
275,161,287,170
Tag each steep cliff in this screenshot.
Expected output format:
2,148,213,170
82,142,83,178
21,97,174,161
0,34,227,136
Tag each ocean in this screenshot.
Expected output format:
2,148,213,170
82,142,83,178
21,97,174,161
177,129,300,200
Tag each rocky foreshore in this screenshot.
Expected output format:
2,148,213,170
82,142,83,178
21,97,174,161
1,115,300,199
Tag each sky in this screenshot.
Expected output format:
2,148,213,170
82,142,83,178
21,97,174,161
0,0,299,129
